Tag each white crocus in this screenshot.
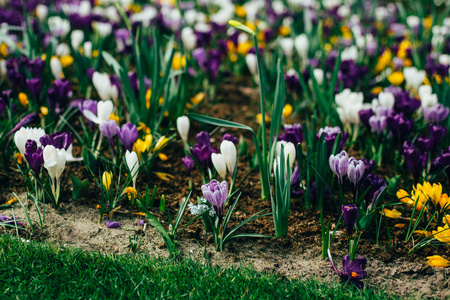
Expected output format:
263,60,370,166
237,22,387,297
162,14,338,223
245,53,258,81
377,92,395,109
181,27,197,51
313,69,324,85
404,67,426,90
93,21,112,38
71,30,84,50
211,153,227,179
36,4,48,21
48,16,71,38
220,140,237,176
294,34,309,64
418,85,432,100
43,145,67,204
176,116,190,144
276,141,296,169
83,41,92,58
50,57,63,79
335,89,366,126
421,93,438,108
83,100,114,125
125,150,139,189
92,72,116,102
55,43,70,56
14,127,46,157
66,144,83,162
0,59,5,80
341,45,358,61
279,37,295,59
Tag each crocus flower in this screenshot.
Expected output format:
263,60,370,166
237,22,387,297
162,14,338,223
387,113,414,141
393,91,420,117
47,79,72,114
347,158,365,188
176,116,190,144
290,165,303,197
368,115,387,134
14,127,46,157
220,140,237,175
138,219,145,226
190,143,212,171
403,67,426,90
335,89,367,126
99,120,119,146
429,124,447,150
317,126,349,153
43,145,67,203
329,150,349,185
328,250,367,289
222,133,238,144
50,56,63,79
211,153,227,179
280,124,303,145
125,150,139,189
182,155,194,176
102,171,112,190
7,113,39,137
116,122,138,151
92,72,119,102
358,109,374,130
423,104,449,123
201,180,228,222
83,100,114,125
341,204,358,235
40,131,73,150
24,140,44,175
427,255,450,268
106,218,121,228
402,141,427,183
196,131,211,147
361,174,388,210
294,34,309,64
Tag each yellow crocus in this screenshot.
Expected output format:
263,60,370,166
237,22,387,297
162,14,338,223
256,113,270,125
374,49,392,73
371,87,383,95
235,6,246,17
40,106,49,116
133,134,153,159
109,113,119,123
18,92,28,107
172,52,186,70
102,171,113,190
282,104,293,119
123,186,137,200
60,55,74,67
433,224,450,244
154,172,174,181
154,136,169,152
191,92,205,105
279,26,290,36
381,208,402,219
387,71,404,86
427,255,450,267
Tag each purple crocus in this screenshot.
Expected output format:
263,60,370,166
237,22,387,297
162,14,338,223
201,180,228,222
190,143,212,171
328,250,367,289
290,165,303,197
138,219,145,226
347,158,365,188
24,140,44,175
7,113,39,136
387,113,414,142
393,91,420,117
359,109,374,130
431,147,450,185
116,122,138,151
360,174,387,210
182,156,194,176
280,124,303,145
341,204,358,235
329,150,349,185
106,218,121,228
317,126,349,153
47,79,72,115
40,131,73,150
423,104,449,124
196,131,211,147
26,78,42,102
0,215,25,226
429,124,447,150
403,141,427,183
368,115,387,134
222,133,238,144
100,120,119,146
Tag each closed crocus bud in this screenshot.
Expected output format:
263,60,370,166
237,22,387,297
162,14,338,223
341,204,358,235
71,30,84,50
181,27,196,51
220,140,237,175
176,116,190,144
211,153,227,179
182,155,194,175
50,57,63,79
418,85,432,100
36,4,48,21
83,100,114,125
279,37,294,59
55,43,70,56
43,145,67,182
92,72,112,101
369,115,387,134
83,41,92,58
125,150,139,189
329,150,349,185
294,34,309,63
117,122,138,151
421,93,438,108
102,171,113,190
313,68,324,85
99,119,118,145
245,53,258,78
93,21,113,38
347,158,365,187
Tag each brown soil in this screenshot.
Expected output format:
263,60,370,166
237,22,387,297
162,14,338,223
1,80,450,299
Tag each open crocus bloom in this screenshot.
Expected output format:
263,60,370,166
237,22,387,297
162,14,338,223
14,127,46,157
83,100,114,125
328,249,367,288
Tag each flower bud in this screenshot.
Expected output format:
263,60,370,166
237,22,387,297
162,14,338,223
211,153,227,179
102,171,113,190
220,140,237,175
176,116,190,144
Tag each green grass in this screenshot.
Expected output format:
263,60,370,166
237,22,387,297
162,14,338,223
0,235,397,299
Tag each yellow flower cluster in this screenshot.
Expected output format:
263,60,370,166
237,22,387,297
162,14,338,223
397,182,450,212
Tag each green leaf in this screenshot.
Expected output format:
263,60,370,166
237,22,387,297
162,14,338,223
70,176,88,200
159,194,166,212
188,113,254,133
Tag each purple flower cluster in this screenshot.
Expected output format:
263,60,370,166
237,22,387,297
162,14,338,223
40,131,73,150
190,131,216,173
317,126,349,153
278,124,303,145
116,122,138,151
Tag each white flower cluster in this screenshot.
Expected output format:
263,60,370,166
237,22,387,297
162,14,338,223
188,198,215,217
